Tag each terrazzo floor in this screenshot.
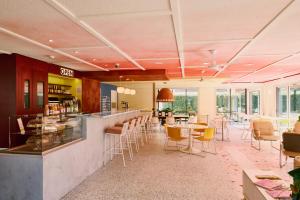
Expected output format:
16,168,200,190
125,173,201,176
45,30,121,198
62,124,293,200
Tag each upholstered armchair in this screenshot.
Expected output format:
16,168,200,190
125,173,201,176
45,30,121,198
293,121,300,133
280,132,300,167
251,119,280,150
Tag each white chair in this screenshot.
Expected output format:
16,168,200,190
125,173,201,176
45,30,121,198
140,115,149,144
146,114,153,139
104,122,132,167
135,117,144,146
128,119,139,153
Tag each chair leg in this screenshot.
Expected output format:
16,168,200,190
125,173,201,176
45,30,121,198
126,134,133,161
110,135,114,160
104,134,107,165
279,143,288,168
271,141,280,151
119,136,126,167
133,130,139,152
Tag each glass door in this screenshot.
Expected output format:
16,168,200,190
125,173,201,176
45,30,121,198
249,91,260,115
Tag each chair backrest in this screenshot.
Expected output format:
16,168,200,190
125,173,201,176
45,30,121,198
151,116,159,124
283,132,300,152
136,117,141,127
167,112,173,117
128,119,136,132
166,126,182,140
203,128,215,140
148,114,152,123
188,116,197,124
121,122,129,135
293,121,300,133
252,119,274,136
166,116,175,125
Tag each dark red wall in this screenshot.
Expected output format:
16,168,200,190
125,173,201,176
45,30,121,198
0,55,16,148
82,78,100,113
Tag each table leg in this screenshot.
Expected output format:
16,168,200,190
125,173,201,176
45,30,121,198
179,128,204,156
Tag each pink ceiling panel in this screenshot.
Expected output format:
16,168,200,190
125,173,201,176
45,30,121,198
184,41,246,67
181,0,290,42
82,14,178,59
0,1,105,48
218,71,249,79
184,68,216,77
224,55,285,72
58,0,170,17
61,47,137,69
136,59,180,69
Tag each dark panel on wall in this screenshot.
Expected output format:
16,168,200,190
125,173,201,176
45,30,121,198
100,83,117,112
0,54,16,147
82,78,100,113
16,54,49,115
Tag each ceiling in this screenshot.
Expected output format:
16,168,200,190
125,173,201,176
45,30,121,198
0,0,300,83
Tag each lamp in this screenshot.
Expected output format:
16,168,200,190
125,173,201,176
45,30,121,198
124,88,131,95
117,87,125,94
130,89,136,95
156,88,174,102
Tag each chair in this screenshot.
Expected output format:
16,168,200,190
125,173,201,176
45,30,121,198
140,115,149,144
193,128,217,154
165,116,175,125
191,122,207,137
164,125,187,150
280,132,300,168
128,119,139,153
293,121,300,133
251,119,279,151
104,122,132,167
151,116,160,132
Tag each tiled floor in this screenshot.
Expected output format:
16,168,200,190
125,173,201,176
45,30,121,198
62,124,293,200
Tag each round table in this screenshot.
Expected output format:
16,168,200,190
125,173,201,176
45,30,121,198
173,124,207,156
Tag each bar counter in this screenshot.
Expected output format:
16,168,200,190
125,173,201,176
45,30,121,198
0,110,140,200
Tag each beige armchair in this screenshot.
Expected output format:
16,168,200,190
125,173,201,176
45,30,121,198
293,121,300,133
251,119,279,151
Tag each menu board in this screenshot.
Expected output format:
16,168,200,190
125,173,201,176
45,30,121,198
101,96,111,112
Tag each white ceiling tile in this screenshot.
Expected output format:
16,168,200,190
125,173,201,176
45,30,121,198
57,0,170,17
181,0,292,42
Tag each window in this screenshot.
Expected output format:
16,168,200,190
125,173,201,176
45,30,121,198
158,88,198,115
37,82,44,108
231,89,246,113
216,89,230,113
24,80,30,109
276,87,287,117
249,91,260,114
290,86,300,118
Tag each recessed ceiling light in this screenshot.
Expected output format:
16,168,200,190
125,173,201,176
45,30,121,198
126,78,130,81
203,62,209,65
48,55,55,59
104,64,108,67
48,39,54,43
246,63,253,66
92,58,96,61
155,62,163,65
74,51,79,54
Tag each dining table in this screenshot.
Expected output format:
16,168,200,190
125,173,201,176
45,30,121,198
173,123,207,156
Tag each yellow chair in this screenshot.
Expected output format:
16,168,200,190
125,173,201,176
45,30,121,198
191,122,207,137
193,128,217,154
164,125,187,150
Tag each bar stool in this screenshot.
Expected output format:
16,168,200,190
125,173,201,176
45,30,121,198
135,117,144,146
146,114,153,138
127,118,139,153
104,122,132,167
140,115,149,144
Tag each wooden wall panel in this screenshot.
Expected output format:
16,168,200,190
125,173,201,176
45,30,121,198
82,78,100,113
0,54,16,147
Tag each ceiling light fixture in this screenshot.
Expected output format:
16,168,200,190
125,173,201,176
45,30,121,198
156,88,174,102
48,39,54,43
130,89,136,95
124,88,131,95
155,62,163,65
74,51,79,54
